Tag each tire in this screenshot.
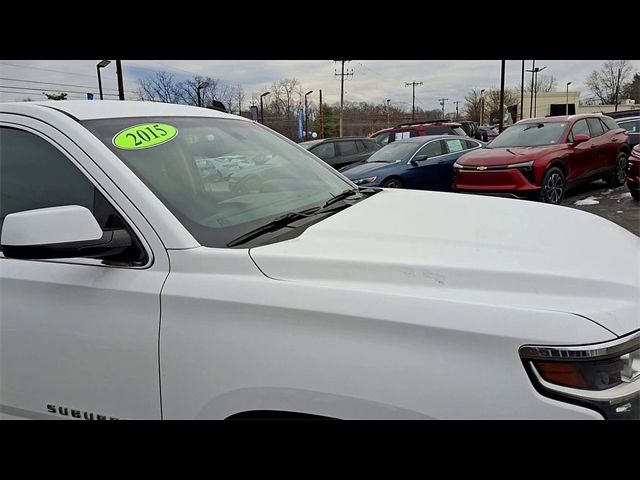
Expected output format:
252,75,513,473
381,178,404,188
630,187,640,201
605,151,628,188
538,167,566,204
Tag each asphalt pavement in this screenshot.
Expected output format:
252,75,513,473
561,181,639,237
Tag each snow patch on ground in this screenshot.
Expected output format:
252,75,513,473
601,189,614,195
612,192,633,200
574,196,601,206
617,210,624,213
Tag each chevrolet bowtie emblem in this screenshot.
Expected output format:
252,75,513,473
476,166,488,171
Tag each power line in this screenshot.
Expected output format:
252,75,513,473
0,61,138,87
0,85,120,97
0,76,120,93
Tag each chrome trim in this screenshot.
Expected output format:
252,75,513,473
519,330,640,361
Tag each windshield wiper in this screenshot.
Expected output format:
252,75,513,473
226,208,320,247
322,188,361,208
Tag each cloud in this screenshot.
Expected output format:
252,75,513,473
1,59,638,109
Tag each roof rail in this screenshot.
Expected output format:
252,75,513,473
393,119,451,128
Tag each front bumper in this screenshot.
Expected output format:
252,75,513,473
626,157,640,189
453,168,539,195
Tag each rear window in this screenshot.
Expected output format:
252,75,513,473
587,118,604,137
602,117,619,130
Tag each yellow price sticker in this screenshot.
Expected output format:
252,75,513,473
113,123,178,150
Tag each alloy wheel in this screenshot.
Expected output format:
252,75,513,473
545,172,564,204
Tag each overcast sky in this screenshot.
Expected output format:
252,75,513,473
1,60,638,111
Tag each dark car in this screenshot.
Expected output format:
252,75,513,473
458,121,481,140
627,144,640,200
299,137,380,170
478,125,499,142
340,135,483,191
615,116,640,147
369,120,468,147
452,114,630,204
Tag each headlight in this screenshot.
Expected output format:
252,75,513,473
353,176,377,185
453,162,463,169
505,160,534,169
520,331,640,419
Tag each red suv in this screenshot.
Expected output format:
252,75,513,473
452,114,630,204
370,120,467,147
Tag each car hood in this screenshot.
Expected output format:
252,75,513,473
340,161,398,178
459,145,562,166
251,189,640,336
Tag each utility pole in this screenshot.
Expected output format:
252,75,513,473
499,60,505,133
528,60,535,118
238,88,242,117
335,60,353,137
533,66,546,118
405,81,423,122
520,60,525,120
614,66,622,112
116,60,125,100
438,98,448,119
319,89,324,139
453,101,461,121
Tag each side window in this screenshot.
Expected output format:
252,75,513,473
409,130,420,138
599,118,610,132
587,118,604,137
337,141,358,156
364,140,380,152
375,132,392,146
444,138,465,153
418,140,445,158
356,140,367,153
463,139,480,149
427,127,448,135
1,127,95,233
311,142,336,160
0,127,145,263
620,120,640,134
602,117,619,130
571,119,590,139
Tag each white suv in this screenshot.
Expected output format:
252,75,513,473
1,101,638,420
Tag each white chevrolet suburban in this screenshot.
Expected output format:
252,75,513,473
0,101,638,420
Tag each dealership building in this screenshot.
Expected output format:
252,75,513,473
512,91,637,121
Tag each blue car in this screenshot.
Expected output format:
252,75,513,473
340,135,483,191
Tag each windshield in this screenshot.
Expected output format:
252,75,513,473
82,116,352,248
488,122,567,148
366,142,419,163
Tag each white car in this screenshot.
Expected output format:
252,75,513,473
1,101,638,420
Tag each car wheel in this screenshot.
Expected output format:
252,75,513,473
605,151,628,188
630,188,640,201
538,167,565,204
381,178,404,188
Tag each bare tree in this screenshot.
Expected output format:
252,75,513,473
517,74,557,93
483,88,519,124
463,88,483,123
622,72,640,104
137,71,182,103
585,60,634,105
270,78,302,119
177,76,220,106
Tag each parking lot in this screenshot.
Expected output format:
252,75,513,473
562,182,639,237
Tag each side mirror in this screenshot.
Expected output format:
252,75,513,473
573,134,590,144
1,205,131,261
411,154,428,165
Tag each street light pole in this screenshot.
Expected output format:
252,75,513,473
566,81,572,115
520,60,525,120
533,66,546,118
115,60,125,100
260,91,270,125
529,60,535,118
197,81,209,107
499,60,505,133
319,89,324,139
386,98,391,128
614,67,622,112
96,60,111,100
480,89,485,126
304,90,313,140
